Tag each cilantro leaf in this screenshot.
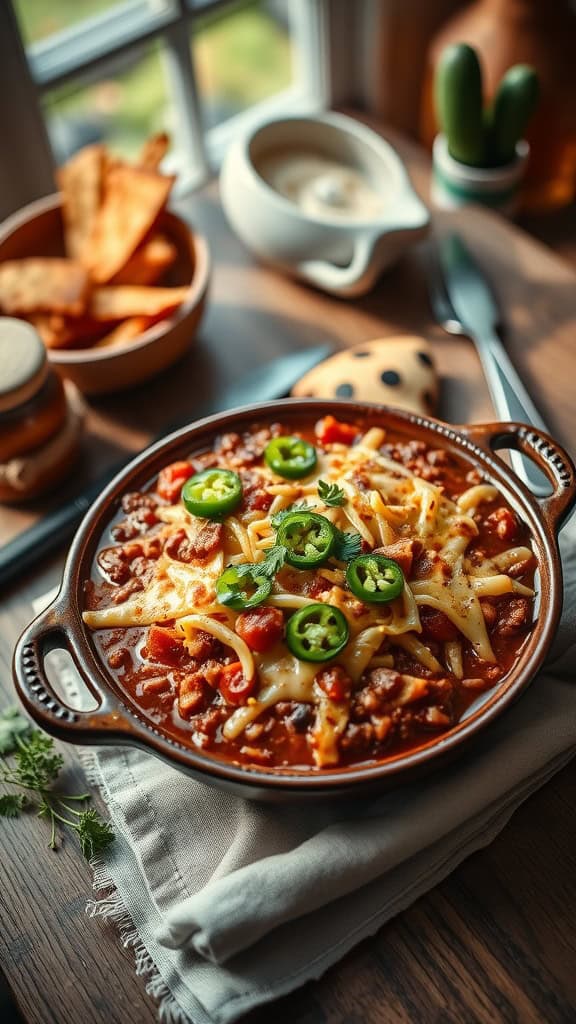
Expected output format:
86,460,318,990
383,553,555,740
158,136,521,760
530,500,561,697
317,480,346,507
0,793,26,817
233,545,286,581
332,528,363,562
0,707,30,755
0,719,115,859
259,544,286,577
14,732,64,790
271,501,314,530
76,809,115,860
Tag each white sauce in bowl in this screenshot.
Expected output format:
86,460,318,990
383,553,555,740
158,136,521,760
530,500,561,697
258,150,386,221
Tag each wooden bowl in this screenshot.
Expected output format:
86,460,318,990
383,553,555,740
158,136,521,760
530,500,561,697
0,194,210,395
12,400,576,801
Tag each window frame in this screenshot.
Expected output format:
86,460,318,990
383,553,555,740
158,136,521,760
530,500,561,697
3,0,360,211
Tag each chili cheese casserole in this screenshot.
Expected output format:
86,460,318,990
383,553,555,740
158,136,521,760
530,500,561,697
83,415,536,771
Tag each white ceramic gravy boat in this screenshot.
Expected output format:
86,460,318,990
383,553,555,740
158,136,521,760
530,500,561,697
220,112,430,297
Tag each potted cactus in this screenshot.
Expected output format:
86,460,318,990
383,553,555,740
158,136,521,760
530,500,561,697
432,43,539,214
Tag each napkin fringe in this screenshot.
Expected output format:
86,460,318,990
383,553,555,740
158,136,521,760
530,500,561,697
86,876,188,1023
81,751,190,1024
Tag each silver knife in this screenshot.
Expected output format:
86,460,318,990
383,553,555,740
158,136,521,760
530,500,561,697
438,234,549,496
0,345,332,587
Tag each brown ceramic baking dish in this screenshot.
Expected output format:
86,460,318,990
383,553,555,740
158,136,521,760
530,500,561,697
12,400,576,800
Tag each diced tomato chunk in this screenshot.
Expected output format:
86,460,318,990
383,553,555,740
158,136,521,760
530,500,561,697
157,461,194,503
235,606,284,653
147,625,185,666
315,666,353,701
218,662,257,705
315,415,359,446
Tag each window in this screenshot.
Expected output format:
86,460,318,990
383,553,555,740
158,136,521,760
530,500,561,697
8,0,333,198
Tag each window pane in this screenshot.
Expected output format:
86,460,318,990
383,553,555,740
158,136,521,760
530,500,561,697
14,1,125,46
192,0,294,129
13,0,175,47
42,44,173,165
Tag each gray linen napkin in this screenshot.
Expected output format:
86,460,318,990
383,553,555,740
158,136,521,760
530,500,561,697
41,517,576,1024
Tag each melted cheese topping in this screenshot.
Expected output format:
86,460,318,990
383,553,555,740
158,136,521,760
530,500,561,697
82,551,223,629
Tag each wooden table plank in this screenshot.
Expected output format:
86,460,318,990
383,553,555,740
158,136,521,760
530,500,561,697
1,116,575,1023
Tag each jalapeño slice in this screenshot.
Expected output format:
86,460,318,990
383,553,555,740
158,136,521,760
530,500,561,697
264,435,317,479
286,603,349,662
182,468,242,519
215,566,272,611
346,554,404,603
276,511,335,569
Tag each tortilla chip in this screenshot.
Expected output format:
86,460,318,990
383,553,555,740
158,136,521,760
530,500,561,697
57,144,106,262
90,285,190,321
93,316,152,349
28,313,104,350
111,233,177,286
0,259,90,317
87,164,175,284
137,132,170,172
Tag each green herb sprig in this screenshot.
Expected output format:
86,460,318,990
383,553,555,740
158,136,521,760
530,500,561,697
270,501,314,530
317,480,346,507
332,528,363,562
272,501,361,563
233,543,287,581
0,707,114,859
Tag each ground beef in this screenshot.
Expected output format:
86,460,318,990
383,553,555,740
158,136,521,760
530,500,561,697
480,600,498,629
215,425,280,467
495,596,531,637
340,721,376,754
411,548,437,580
285,703,313,735
240,470,274,513
164,521,223,562
379,440,455,482
121,492,159,515
192,705,228,736
97,547,131,585
353,668,403,717
465,467,483,486
426,449,450,467
97,535,161,585
111,577,144,604
182,629,221,661
418,706,452,729
177,672,215,718
112,494,160,541
484,506,520,542
419,607,458,642
372,539,422,577
107,648,132,672
142,677,173,704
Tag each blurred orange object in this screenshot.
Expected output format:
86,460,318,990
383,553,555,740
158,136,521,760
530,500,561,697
420,0,576,212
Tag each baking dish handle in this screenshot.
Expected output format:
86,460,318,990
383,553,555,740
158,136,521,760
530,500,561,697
12,597,137,743
459,421,576,532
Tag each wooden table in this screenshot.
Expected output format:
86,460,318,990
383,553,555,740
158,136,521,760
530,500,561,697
1,120,575,1024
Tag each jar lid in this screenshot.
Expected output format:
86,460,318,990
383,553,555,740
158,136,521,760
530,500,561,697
0,318,48,414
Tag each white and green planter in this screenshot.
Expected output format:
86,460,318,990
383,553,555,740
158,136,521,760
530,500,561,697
432,133,529,216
